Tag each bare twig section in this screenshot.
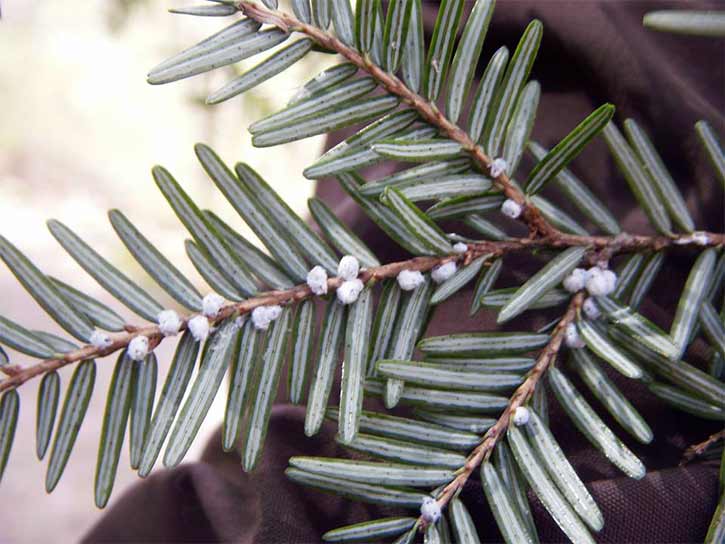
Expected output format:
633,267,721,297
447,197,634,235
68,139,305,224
469,230,725,255
1,231,721,394
419,292,585,528
0,365,22,377
237,0,556,237
681,429,725,465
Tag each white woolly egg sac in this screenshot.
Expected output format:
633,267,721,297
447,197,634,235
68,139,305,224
337,255,360,281
336,279,364,305
188,315,211,342
420,496,441,524
306,265,329,295
501,198,522,219
397,269,425,291
431,261,457,284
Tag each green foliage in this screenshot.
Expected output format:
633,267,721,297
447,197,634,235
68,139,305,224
95,353,134,508
0,1,722,542
45,360,96,493
497,247,588,323
643,10,725,37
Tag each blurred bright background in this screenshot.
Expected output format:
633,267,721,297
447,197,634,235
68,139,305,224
0,1,334,540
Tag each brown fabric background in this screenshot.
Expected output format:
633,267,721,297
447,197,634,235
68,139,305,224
84,1,724,542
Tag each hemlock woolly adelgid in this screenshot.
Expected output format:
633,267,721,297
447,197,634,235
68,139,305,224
582,297,601,320
420,496,441,523
337,255,360,281
565,323,586,349
585,267,617,296
306,265,329,295
501,198,522,219
127,335,150,361
202,293,225,318
90,329,113,349
157,310,182,336
251,305,283,330
489,157,507,178
563,268,589,293
188,315,210,342
397,269,425,291
336,279,364,304
452,242,468,254
512,406,531,426
431,261,457,284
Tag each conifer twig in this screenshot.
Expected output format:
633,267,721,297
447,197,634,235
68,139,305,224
681,429,725,465
418,292,584,528
238,0,555,236
0,232,721,394
237,1,725,247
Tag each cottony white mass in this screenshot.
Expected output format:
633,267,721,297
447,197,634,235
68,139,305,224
336,279,364,304
337,255,360,281
188,315,210,342
396,269,425,291
431,261,457,284
306,265,328,295
127,335,149,361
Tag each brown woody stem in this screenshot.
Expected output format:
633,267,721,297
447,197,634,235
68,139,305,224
234,4,725,246
237,0,555,236
0,9,723,526
681,429,725,465
417,292,584,527
0,231,721,394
